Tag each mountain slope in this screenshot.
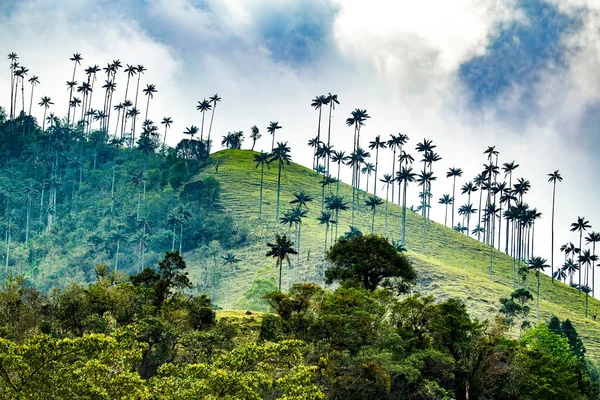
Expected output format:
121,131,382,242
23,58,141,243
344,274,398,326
186,149,600,361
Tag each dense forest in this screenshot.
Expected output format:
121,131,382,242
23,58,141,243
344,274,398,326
0,242,598,399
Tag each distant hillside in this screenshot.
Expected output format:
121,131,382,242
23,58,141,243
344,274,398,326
188,149,600,361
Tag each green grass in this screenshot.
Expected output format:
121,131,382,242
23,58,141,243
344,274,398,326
186,149,600,361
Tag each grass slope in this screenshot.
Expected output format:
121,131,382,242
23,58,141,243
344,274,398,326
187,149,600,360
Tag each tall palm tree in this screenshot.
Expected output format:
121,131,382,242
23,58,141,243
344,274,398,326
38,96,53,131
142,84,157,121
109,225,128,271
175,204,192,253
368,135,387,197
585,232,600,296
547,170,563,283
331,150,347,196
250,125,261,150
528,257,549,320
361,163,375,194
132,64,146,140
267,121,282,151
69,97,81,125
387,134,402,203
265,234,297,291
270,142,291,223
446,167,463,229
381,174,394,235
579,249,597,290
397,166,416,245
581,285,592,318
207,93,222,145
365,195,383,234
222,251,241,309
473,173,485,241
290,191,313,210
326,195,348,242
458,204,476,234
571,216,591,293
67,53,82,122
460,181,478,236
7,53,18,120
161,117,173,147
563,258,579,286
254,151,271,220
346,109,370,190
438,194,453,227
416,170,437,248
324,93,339,170
311,95,327,166
317,211,336,258
27,75,39,116
2,210,19,272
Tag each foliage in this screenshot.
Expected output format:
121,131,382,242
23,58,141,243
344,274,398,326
325,234,416,293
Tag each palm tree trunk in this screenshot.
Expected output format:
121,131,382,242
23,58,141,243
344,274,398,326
207,104,217,146
536,273,540,321
373,148,379,197
316,107,322,167
200,111,206,141
326,101,333,172
25,197,31,244
451,177,456,228
336,162,341,196
115,240,120,271
133,74,142,140
145,95,151,122
391,148,396,203
477,187,483,241
324,225,329,259
278,259,282,291
259,165,264,219
579,232,582,293
5,229,10,271
371,208,376,234
384,185,389,235
275,160,282,223
402,180,408,245
444,204,448,226
179,224,183,253
225,264,230,309
28,84,34,116
163,126,168,147
42,107,47,131
551,182,556,282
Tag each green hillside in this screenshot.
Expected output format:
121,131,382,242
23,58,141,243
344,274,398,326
187,149,600,360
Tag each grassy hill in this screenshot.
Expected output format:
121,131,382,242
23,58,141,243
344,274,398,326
185,149,600,361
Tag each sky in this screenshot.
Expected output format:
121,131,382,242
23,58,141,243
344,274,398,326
0,0,599,286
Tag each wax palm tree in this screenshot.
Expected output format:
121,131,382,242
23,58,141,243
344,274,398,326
266,234,297,291
581,285,592,318
207,93,222,145
319,175,337,212
473,173,485,241
67,53,82,122
160,117,173,147
280,210,296,237
346,109,370,191
321,93,338,168
331,150,347,196
571,216,591,293
387,134,402,203
446,167,463,229
174,204,192,253
38,96,53,131
528,256,549,320
317,211,336,258
368,135,387,197
397,166,416,245
290,191,313,210
254,151,271,220
585,231,600,296
142,83,157,121
27,75,39,116
416,170,437,248
270,142,291,223
109,224,128,271
553,267,567,282
579,250,598,290
7,53,18,119
326,195,348,242
2,210,19,271
381,174,394,234
267,121,282,151
69,97,81,125
311,95,327,165
361,163,375,193
547,170,563,283
130,230,149,273
365,195,383,234
460,181,478,235
563,258,579,286
250,125,261,150
222,251,241,309
438,194,453,227
132,64,146,139
289,206,308,274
